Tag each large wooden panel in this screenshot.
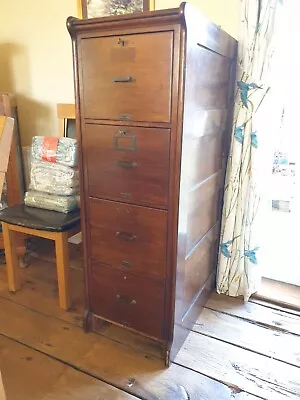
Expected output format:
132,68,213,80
89,198,167,280
80,32,173,122
171,5,237,360
89,262,165,339
186,172,223,251
83,124,170,208
184,225,219,309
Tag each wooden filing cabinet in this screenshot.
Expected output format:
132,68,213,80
68,2,237,365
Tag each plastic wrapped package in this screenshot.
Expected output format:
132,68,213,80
31,136,77,167
24,191,79,213
29,161,79,196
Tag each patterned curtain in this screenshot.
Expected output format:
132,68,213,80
217,0,283,300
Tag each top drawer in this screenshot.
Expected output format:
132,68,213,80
80,31,173,123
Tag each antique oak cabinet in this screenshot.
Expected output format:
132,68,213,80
68,2,237,364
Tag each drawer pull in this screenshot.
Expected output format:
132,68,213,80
115,231,137,242
112,76,135,83
121,260,131,268
117,161,137,169
116,294,137,305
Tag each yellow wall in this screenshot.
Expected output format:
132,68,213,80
0,1,238,145
0,0,78,145
155,0,239,38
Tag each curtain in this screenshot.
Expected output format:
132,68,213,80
217,0,282,300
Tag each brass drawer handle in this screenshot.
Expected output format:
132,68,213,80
115,231,137,242
112,76,135,83
116,161,137,169
116,294,136,305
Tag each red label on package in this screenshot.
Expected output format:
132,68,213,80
41,137,59,162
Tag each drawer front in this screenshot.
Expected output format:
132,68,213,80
84,124,170,208
89,198,167,280
80,31,173,122
90,261,165,339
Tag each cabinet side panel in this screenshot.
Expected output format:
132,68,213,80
171,10,237,361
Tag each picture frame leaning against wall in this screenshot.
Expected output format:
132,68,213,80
80,0,154,19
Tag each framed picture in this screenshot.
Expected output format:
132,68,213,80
80,0,154,19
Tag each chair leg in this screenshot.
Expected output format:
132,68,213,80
2,223,21,292
55,231,70,310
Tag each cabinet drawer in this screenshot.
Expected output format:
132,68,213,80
89,198,167,280
90,261,165,339
84,124,170,208
80,31,173,122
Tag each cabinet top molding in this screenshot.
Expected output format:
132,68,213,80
67,2,236,59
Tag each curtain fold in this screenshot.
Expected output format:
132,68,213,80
217,0,282,300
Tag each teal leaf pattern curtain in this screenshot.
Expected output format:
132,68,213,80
217,0,282,300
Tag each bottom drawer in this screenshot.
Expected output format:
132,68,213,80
89,262,165,339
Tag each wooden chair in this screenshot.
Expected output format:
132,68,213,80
0,116,13,400
0,114,80,310
0,116,14,198
0,205,80,310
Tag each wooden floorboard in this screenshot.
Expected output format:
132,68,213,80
1,247,300,399
175,330,300,399
193,307,300,367
250,298,300,317
0,296,257,400
206,292,300,336
0,335,138,400
255,278,300,311
0,262,163,358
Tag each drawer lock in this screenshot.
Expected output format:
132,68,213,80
116,294,137,305
115,231,137,242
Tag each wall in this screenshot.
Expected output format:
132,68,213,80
155,0,239,38
0,0,78,145
0,1,238,145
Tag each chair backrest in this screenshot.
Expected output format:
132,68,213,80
0,116,14,198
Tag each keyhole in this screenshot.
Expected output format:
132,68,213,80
118,38,125,46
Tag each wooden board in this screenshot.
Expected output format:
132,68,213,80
0,297,257,400
207,292,300,336
255,278,300,311
0,259,162,358
0,335,137,400
175,331,300,399
250,298,300,317
193,307,300,367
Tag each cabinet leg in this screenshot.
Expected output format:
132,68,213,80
165,349,171,367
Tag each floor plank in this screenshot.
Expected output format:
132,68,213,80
255,278,300,311
0,297,257,400
250,298,300,317
175,330,300,399
0,262,162,358
193,308,300,367
0,335,137,400
207,292,300,336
